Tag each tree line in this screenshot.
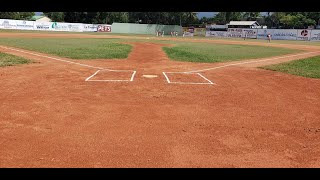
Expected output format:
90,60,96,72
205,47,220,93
202,12,320,29
1,12,319,29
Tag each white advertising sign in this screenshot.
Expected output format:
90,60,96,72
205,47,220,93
297,29,311,41
15,20,34,30
82,24,98,32
227,28,243,38
66,23,83,32
0,19,17,29
205,31,228,37
257,29,275,39
50,22,71,31
272,29,297,40
34,22,52,31
310,30,320,41
242,28,258,39
183,32,194,37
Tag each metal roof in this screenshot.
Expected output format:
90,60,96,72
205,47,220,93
227,21,260,26
30,16,46,21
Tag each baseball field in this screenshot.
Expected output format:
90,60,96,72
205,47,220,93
0,30,319,167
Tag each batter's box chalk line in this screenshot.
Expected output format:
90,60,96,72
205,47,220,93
162,72,215,85
86,69,137,82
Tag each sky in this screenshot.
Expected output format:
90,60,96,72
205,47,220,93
197,12,217,18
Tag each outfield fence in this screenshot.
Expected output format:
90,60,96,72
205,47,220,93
1,18,319,41
206,28,320,41
0,19,111,32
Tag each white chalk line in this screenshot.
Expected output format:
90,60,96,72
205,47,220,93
86,70,137,82
162,72,215,85
0,46,104,70
162,72,171,83
130,71,137,81
0,45,137,82
85,70,101,81
197,73,215,84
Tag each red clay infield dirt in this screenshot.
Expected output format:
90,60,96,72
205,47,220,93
0,33,320,168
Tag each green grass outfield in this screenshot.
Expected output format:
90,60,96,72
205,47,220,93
1,29,320,46
0,36,302,62
0,38,132,59
261,56,320,79
0,52,31,67
162,42,301,63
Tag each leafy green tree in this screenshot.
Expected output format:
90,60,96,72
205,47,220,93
0,12,19,19
0,12,34,20
280,13,316,29
43,12,65,22
242,12,261,21
18,12,35,20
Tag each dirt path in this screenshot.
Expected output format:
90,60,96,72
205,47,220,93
0,33,320,168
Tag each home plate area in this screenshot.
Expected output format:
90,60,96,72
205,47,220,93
163,72,215,85
86,70,136,82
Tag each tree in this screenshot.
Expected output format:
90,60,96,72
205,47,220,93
18,12,35,20
213,12,227,24
0,12,19,19
43,12,65,22
0,12,34,20
280,13,316,29
269,12,286,28
212,12,244,24
242,12,261,21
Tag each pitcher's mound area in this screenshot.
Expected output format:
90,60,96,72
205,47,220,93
86,70,136,82
164,72,214,85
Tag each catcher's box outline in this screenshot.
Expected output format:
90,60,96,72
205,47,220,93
0,46,137,82
86,69,136,82
162,72,215,85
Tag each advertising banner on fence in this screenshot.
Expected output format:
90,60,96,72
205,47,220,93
34,22,52,31
297,29,311,41
15,20,34,30
194,28,206,36
182,27,194,37
0,19,17,29
66,23,83,32
310,30,320,41
97,24,112,32
82,24,98,32
50,22,69,31
242,29,257,39
51,22,83,32
257,29,275,39
205,31,228,37
272,29,298,40
227,28,243,38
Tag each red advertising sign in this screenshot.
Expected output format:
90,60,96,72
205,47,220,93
97,25,111,32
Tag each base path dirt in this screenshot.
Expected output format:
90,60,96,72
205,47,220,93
0,32,320,168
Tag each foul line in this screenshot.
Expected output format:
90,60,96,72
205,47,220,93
0,46,104,70
0,45,137,82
